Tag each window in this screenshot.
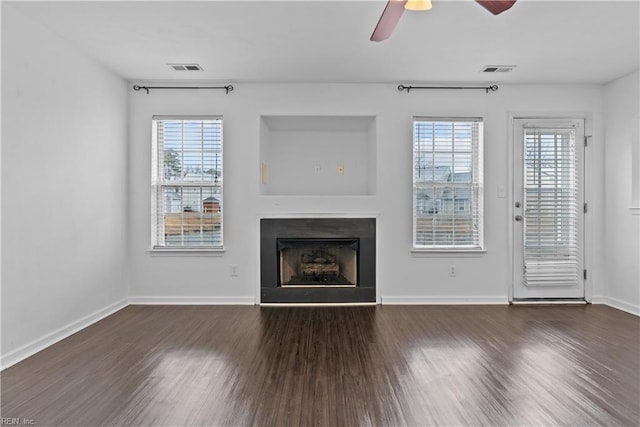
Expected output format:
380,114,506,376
413,118,483,250
152,117,223,249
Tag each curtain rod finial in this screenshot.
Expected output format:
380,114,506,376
133,84,149,94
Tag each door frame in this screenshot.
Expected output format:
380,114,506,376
507,112,592,302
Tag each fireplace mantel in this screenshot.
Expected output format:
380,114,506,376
257,211,379,219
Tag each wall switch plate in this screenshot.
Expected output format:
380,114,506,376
449,265,456,277
230,264,239,277
314,164,322,174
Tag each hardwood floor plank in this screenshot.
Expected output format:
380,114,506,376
1,305,638,426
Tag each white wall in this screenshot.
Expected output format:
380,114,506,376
128,83,605,304
602,71,640,314
1,5,129,367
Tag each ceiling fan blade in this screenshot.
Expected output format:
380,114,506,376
370,0,407,42
475,0,517,15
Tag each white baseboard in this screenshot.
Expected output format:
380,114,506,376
1,298,128,370
128,296,256,305
1,296,254,370
381,296,509,305
591,295,640,316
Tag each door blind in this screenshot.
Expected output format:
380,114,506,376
523,126,580,286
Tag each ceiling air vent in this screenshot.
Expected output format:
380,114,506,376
482,65,516,73
168,63,204,71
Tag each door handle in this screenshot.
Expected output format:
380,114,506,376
515,215,523,221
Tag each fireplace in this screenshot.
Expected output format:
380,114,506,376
261,218,375,303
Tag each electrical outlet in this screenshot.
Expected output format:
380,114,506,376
314,164,322,174
448,265,456,277
230,264,239,277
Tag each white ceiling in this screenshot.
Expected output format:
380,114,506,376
7,0,640,84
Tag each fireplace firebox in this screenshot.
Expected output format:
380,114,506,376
278,238,359,287
261,218,375,303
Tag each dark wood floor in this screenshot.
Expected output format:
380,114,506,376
2,304,639,426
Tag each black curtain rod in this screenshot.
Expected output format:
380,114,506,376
398,84,498,94
132,84,234,94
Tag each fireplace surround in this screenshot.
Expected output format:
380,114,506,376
260,218,376,303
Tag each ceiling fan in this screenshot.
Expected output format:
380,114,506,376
371,0,517,42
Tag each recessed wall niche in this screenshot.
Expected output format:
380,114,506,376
259,115,376,196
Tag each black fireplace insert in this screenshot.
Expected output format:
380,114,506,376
277,238,359,287
260,218,375,303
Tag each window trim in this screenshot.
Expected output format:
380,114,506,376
410,247,487,256
412,117,484,252
151,115,224,251
147,247,225,256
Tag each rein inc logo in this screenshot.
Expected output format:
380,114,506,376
1,419,35,426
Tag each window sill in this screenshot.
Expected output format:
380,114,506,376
411,248,486,257
148,247,225,257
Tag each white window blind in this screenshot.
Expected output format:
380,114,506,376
413,118,483,249
152,117,223,248
523,126,579,286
